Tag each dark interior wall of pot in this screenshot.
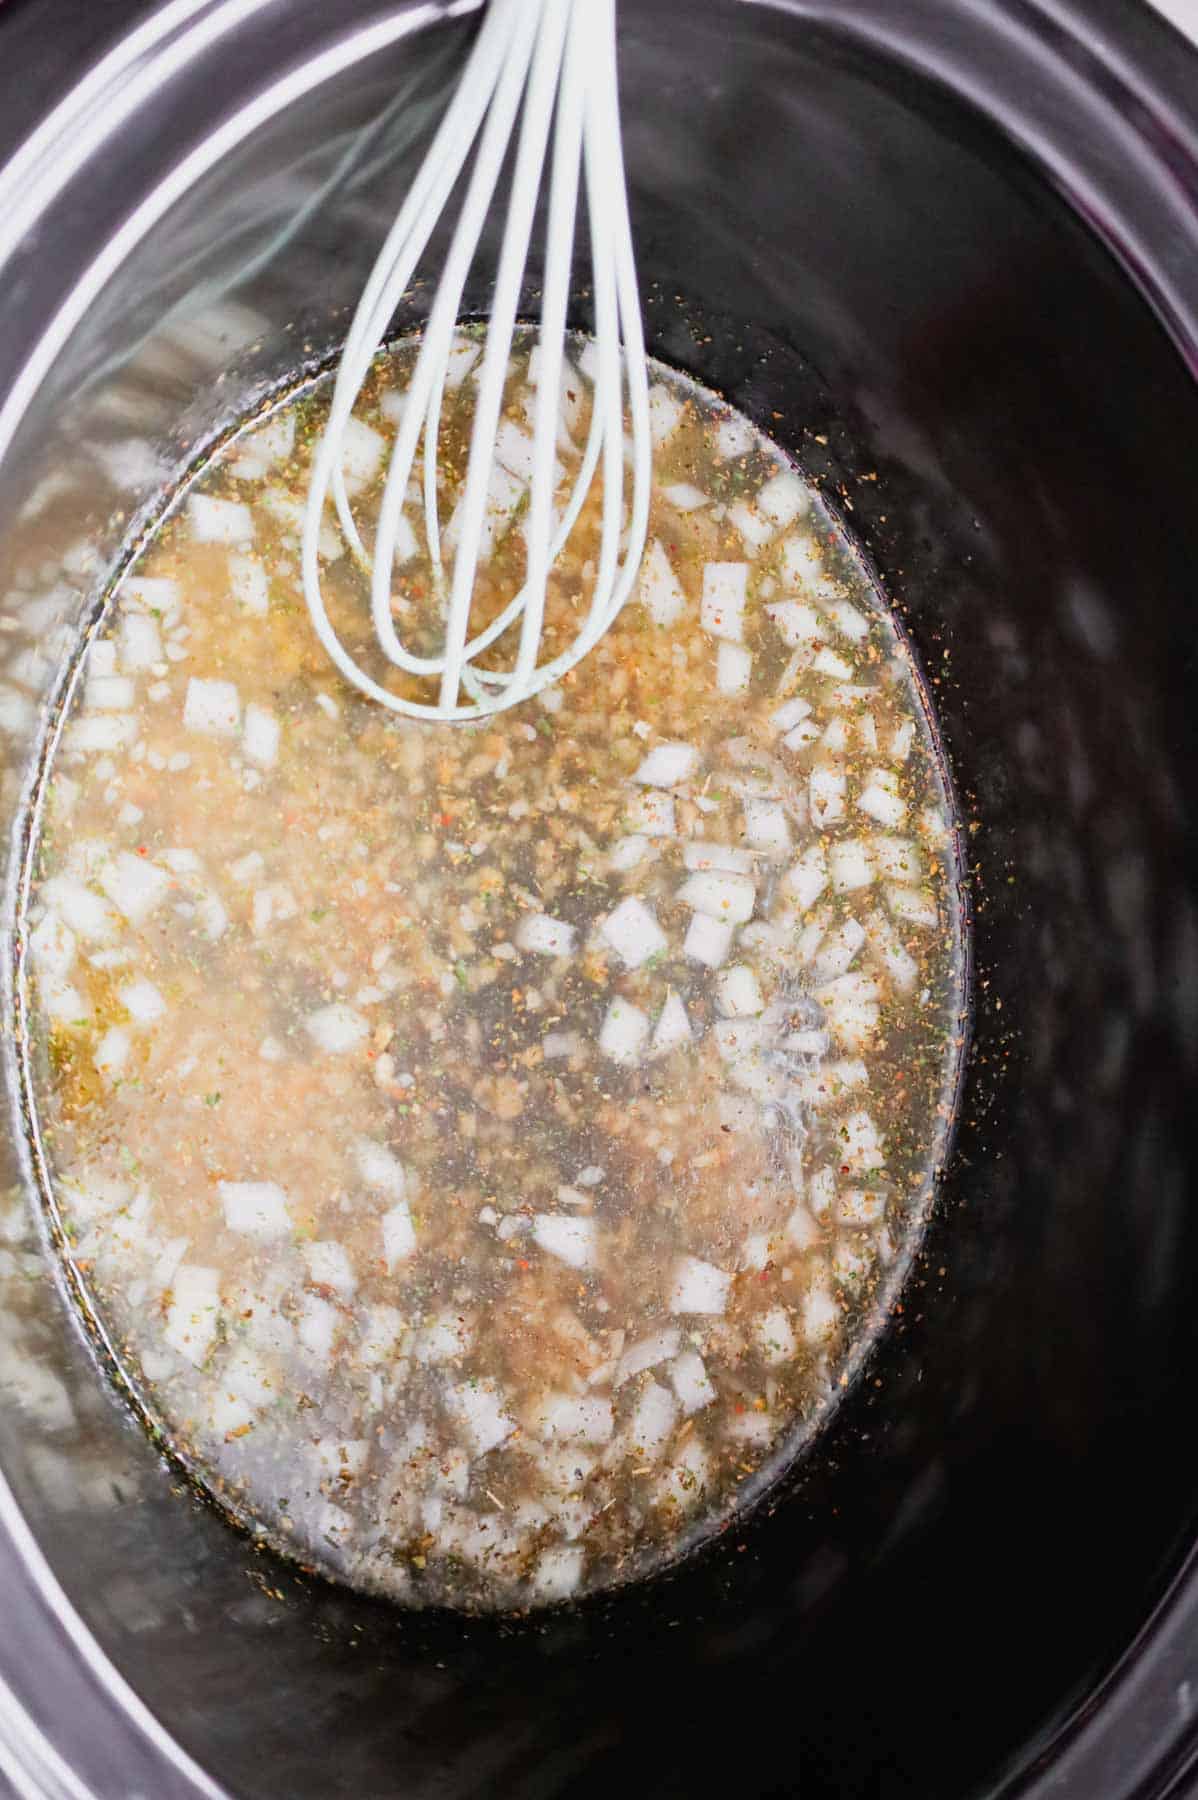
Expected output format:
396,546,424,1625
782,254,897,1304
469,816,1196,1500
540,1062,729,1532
1,3,1197,1798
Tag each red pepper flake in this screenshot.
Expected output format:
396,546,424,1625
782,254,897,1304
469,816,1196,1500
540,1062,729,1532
517,1258,530,1272
136,845,149,857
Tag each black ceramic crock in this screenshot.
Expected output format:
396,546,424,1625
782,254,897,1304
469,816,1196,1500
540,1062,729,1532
1,2,1197,1795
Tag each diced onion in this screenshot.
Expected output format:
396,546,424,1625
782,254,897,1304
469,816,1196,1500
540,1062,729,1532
183,676,240,737
683,913,734,967
670,1350,717,1415
600,895,667,969
219,1180,292,1239
533,1214,597,1270
598,997,650,1066
638,539,687,627
716,964,764,1017
652,990,693,1056
700,562,749,642
678,869,756,923
633,742,698,788
517,913,576,957
669,1255,732,1316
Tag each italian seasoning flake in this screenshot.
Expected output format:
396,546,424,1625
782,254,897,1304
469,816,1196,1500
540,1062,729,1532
25,331,963,1611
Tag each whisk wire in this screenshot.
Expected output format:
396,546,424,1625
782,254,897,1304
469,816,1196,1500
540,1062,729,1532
303,0,649,722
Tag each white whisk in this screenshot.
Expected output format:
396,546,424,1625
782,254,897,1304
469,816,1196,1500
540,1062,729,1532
302,0,651,724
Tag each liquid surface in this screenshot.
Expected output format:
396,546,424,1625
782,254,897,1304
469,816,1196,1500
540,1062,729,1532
24,338,962,1608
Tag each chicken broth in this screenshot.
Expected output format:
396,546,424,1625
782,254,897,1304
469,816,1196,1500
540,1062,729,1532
22,336,963,1609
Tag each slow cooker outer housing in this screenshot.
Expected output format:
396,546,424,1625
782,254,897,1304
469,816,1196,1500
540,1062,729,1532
1,2,1198,1796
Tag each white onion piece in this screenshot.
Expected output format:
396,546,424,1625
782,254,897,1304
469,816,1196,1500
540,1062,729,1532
359,1305,403,1365
305,1003,368,1054
787,1203,819,1250
683,840,754,874
891,720,916,762
303,1240,357,1295
517,913,576,957
382,1201,417,1269
98,851,169,923
183,677,240,737
532,1545,584,1602
713,1017,766,1062
68,716,136,755
816,971,881,1047
534,1392,614,1445
840,1187,887,1228
700,562,749,642
188,494,253,545
783,845,828,912
164,1265,220,1365
86,675,134,711
598,997,650,1066
414,1313,472,1364
669,1255,732,1316
771,695,813,732
652,990,693,1056
670,1351,717,1415
826,599,869,640
779,532,825,587
812,647,854,681
446,1379,517,1455
627,1380,679,1460
798,1060,868,1108
717,640,753,695
533,1214,597,1270
638,539,687,627
857,768,908,828
758,469,807,528
118,612,162,672
887,883,939,928
115,978,163,1025
354,1144,406,1202
219,1180,292,1239
742,798,791,856
872,835,924,884
829,839,874,891
866,909,919,993
30,912,75,981
812,917,866,980
717,964,764,1017
839,1108,885,1174
624,789,676,836
803,1282,839,1342
756,1307,797,1367
633,742,699,788
228,551,269,616
678,869,756,924
728,501,774,550
615,1326,681,1388
333,416,386,497
810,762,846,826
765,600,822,647
94,1026,130,1075
658,1436,712,1511
683,912,734,967
243,703,279,769
784,717,821,752
609,834,651,872
601,895,667,969
648,383,684,445
715,413,756,459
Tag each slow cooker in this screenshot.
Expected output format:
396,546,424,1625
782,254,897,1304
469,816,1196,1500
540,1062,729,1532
2,1,1198,1794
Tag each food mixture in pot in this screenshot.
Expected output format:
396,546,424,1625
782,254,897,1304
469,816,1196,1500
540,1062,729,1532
23,336,962,1608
